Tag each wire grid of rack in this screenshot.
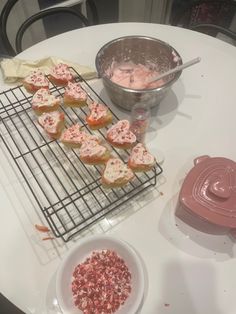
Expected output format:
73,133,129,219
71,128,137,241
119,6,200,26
0,69,163,242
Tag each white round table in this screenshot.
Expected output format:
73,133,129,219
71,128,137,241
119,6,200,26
0,23,236,314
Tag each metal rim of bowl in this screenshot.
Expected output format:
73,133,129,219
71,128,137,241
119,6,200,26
95,35,183,94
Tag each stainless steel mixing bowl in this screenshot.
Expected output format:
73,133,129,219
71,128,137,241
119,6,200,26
95,35,182,111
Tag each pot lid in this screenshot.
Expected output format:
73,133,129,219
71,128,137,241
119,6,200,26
179,155,236,228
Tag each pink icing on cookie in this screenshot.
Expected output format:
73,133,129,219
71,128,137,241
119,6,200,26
38,111,64,134
51,63,73,81
32,88,60,108
107,120,136,144
79,139,107,158
129,143,156,166
88,102,109,121
24,70,49,88
103,158,134,183
60,124,98,145
64,82,87,101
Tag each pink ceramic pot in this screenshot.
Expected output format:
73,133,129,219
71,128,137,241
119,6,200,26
179,155,236,237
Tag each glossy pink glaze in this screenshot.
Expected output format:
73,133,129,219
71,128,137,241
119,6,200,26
179,156,236,229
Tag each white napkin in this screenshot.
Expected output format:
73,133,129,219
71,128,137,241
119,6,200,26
0,56,97,84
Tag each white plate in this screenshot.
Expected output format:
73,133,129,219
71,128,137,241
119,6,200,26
56,235,145,314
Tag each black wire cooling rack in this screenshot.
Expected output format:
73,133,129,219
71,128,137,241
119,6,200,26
0,69,162,242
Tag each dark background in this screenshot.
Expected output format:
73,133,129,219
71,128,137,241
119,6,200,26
0,0,119,55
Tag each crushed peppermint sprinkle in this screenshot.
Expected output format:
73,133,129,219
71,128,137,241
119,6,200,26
71,249,132,314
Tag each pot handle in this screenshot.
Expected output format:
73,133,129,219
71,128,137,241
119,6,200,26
194,155,210,166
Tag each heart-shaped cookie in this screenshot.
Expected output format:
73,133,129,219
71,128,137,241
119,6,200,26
86,101,112,129
23,70,49,93
101,158,134,188
60,124,99,148
106,120,136,149
32,88,60,114
128,143,156,172
49,63,74,86
79,140,110,165
38,110,65,139
63,82,87,107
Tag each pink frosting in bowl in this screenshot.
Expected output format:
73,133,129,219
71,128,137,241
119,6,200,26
106,61,165,90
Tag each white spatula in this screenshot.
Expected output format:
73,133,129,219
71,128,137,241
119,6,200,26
148,57,201,83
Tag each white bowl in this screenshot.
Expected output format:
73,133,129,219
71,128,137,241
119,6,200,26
56,235,145,314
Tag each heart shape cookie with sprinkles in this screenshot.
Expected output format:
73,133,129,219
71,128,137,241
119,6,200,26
32,88,60,114
60,124,99,148
79,139,110,165
106,120,136,149
23,69,49,94
128,143,156,172
63,81,87,107
101,158,134,188
38,110,65,139
86,101,112,129
48,63,74,86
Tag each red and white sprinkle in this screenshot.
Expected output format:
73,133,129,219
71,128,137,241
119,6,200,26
71,249,132,314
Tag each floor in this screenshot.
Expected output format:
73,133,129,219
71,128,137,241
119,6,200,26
0,293,25,314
